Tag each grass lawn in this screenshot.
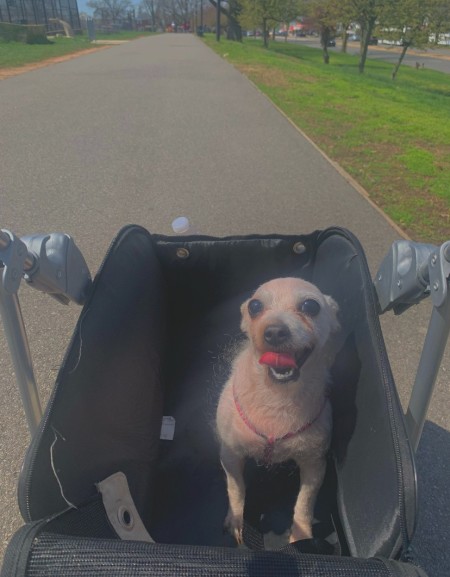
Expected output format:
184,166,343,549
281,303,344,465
0,31,155,69
94,31,156,41
204,36,450,244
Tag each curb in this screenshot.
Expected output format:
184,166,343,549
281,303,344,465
224,54,411,241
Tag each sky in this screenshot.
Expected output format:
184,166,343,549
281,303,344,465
78,0,92,15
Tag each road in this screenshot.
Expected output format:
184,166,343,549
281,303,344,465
283,36,450,74
0,33,449,576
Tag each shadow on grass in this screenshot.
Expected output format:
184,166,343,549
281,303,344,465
29,38,54,45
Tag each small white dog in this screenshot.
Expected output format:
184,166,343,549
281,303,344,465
216,277,340,544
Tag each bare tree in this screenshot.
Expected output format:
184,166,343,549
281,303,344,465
87,0,134,24
140,0,159,29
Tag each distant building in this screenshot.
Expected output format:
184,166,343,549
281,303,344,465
0,0,81,32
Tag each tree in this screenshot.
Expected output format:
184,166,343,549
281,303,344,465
138,0,197,31
139,0,159,30
427,0,450,45
87,0,134,24
350,0,385,73
209,0,243,41
335,0,356,53
302,0,339,63
240,0,299,47
380,0,429,79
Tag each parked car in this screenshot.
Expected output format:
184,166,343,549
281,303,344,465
368,36,378,45
327,38,336,47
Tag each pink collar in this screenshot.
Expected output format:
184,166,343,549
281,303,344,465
232,384,327,465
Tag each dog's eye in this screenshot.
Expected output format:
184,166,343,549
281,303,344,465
299,299,321,317
248,299,264,318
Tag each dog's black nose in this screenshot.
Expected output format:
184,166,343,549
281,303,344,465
264,324,291,346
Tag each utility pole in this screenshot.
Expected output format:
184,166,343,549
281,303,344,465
216,0,220,41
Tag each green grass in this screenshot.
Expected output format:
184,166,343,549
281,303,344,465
0,36,94,68
204,36,450,243
94,30,156,41
0,31,155,69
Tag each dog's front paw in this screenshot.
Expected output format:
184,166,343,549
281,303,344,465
224,509,244,544
289,520,313,543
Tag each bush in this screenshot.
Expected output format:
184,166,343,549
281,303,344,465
0,22,50,44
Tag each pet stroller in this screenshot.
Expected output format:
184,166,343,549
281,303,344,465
1,223,448,577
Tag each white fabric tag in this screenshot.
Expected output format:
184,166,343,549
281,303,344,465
160,416,176,440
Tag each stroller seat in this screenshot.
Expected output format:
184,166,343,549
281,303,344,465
1,225,423,576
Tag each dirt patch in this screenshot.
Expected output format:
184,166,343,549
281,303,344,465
237,64,293,88
0,46,111,80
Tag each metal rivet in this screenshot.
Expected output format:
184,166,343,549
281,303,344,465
293,242,306,255
397,280,402,289
433,281,440,291
431,254,438,266
176,248,190,259
118,506,134,530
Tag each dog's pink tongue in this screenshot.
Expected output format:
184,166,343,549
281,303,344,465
259,352,297,369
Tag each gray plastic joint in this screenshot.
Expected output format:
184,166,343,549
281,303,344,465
374,240,436,314
0,230,34,294
428,241,450,308
21,233,92,306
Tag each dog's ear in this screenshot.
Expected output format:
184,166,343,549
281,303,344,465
323,294,342,367
324,295,340,333
240,299,250,334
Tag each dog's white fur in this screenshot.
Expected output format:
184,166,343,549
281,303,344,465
216,277,340,544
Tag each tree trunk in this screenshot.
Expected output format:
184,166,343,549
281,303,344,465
392,42,410,80
433,25,441,45
341,20,350,53
209,0,242,41
358,19,376,74
226,17,242,41
263,19,268,48
320,26,331,64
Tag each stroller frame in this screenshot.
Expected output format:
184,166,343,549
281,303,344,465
1,228,449,448
1,225,449,577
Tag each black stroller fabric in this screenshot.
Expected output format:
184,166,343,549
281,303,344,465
2,225,421,576
2,516,427,577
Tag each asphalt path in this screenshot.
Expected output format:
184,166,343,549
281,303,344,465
284,36,450,74
0,34,449,575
